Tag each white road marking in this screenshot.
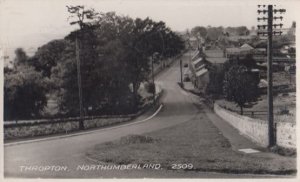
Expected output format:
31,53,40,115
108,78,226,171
4,104,164,147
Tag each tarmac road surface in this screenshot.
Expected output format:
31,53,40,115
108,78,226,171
3,53,292,178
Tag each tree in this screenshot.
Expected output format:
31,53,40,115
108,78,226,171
229,53,257,70
4,65,48,120
236,26,249,36
223,65,259,115
14,48,28,66
205,60,232,97
225,26,249,36
206,64,225,96
50,8,184,116
191,26,207,38
28,40,67,78
4,48,49,120
206,26,224,41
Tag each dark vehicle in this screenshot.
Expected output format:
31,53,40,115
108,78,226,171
184,63,188,67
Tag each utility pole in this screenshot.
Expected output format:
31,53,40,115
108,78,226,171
151,54,155,104
180,59,183,85
76,35,84,130
267,5,274,147
257,5,286,147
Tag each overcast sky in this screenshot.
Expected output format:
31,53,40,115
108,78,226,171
0,0,298,61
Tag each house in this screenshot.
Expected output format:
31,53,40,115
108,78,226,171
190,57,204,83
188,55,210,92
204,49,228,65
225,43,254,58
240,43,254,50
192,57,205,68
194,68,209,91
191,45,205,61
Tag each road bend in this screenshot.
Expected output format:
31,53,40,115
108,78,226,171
4,53,204,178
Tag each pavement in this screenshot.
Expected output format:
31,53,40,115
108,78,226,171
182,79,263,152
3,52,296,178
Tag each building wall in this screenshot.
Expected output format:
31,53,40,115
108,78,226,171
195,72,209,92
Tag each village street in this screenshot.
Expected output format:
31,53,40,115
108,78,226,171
4,52,296,178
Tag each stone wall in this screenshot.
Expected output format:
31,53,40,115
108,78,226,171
4,118,130,140
214,103,296,149
4,85,163,141
276,122,296,149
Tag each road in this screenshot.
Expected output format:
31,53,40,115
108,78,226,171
3,52,290,178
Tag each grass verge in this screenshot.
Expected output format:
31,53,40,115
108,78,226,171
86,113,296,175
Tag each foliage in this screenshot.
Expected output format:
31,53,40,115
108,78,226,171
206,64,225,96
4,64,48,120
4,6,184,119
13,48,28,66
54,7,184,116
206,26,224,41
223,65,259,114
225,26,249,36
228,53,257,69
191,26,207,39
28,40,67,78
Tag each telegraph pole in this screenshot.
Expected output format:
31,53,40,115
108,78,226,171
180,59,183,85
257,5,286,147
267,5,275,147
76,35,84,130
151,54,155,104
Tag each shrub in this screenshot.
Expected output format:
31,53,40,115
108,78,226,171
145,82,156,94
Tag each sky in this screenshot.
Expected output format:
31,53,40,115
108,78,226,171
0,0,298,62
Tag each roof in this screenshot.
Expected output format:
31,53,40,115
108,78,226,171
226,47,253,55
240,43,254,50
204,49,224,58
204,49,228,64
192,57,204,68
191,50,200,61
226,47,241,54
195,64,206,72
196,68,208,77
206,57,228,64
227,35,253,42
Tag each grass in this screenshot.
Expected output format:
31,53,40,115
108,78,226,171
216,92,296,122
86,113,296,175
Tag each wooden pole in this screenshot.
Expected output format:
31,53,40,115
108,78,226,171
267,5,275,147
180,59,183,84
76,35,84,130
152,55,155,104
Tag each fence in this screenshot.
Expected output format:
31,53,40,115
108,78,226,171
221,107,267,118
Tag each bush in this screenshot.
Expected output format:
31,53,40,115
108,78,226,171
4,65,48,120
145,82,156,94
